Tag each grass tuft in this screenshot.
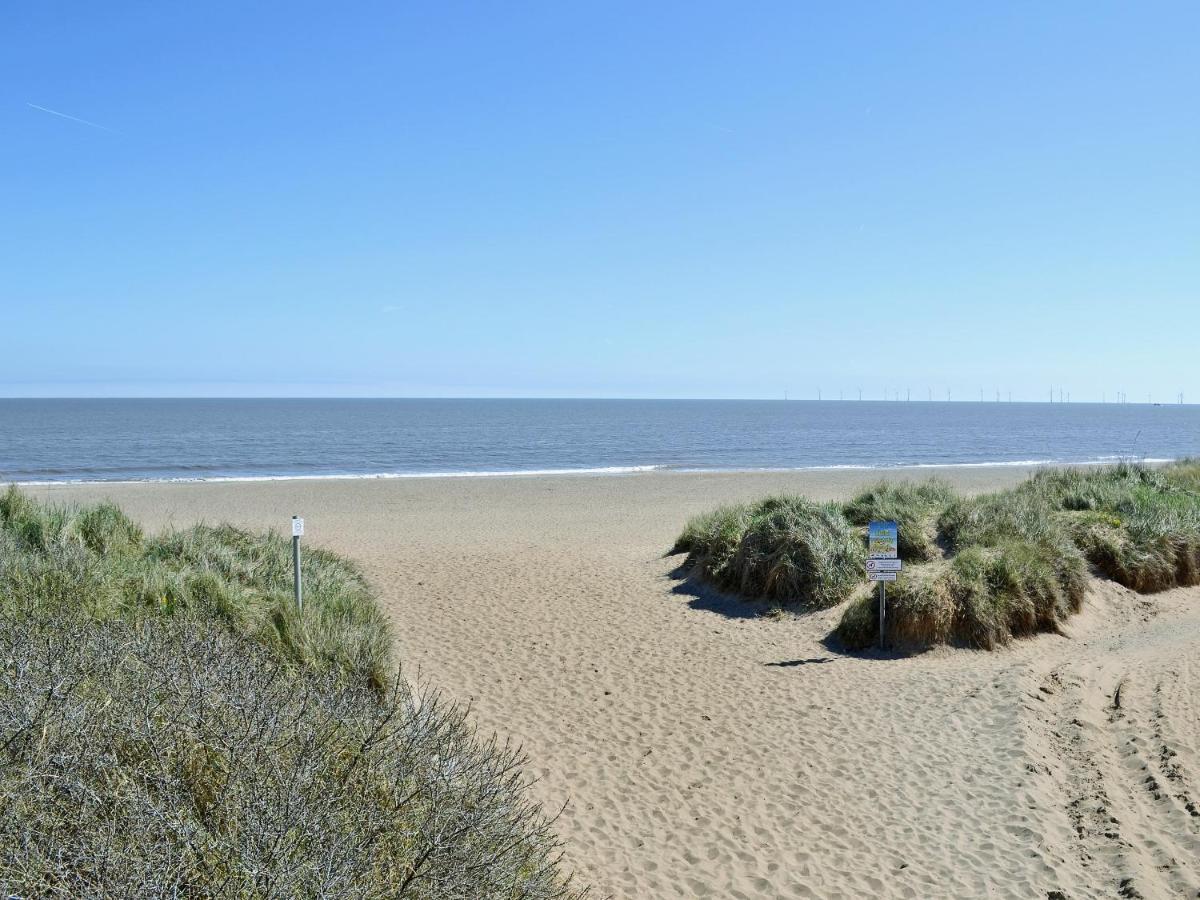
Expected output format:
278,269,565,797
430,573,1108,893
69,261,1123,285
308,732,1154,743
0,490,389,687
836,538,1085,651
842,479,957,561
672,495,864,608
1021,462,1200,592
837,463,1198,649
679,462,1200,653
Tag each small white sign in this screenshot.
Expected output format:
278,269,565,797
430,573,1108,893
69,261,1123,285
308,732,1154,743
866,558,903,572
868,571,897,582
292,517,304,537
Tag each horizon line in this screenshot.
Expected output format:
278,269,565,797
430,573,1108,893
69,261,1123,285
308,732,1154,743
0,395,1191,405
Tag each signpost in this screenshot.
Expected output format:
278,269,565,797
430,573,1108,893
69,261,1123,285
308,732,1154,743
292,516,304,613
867,521,899,649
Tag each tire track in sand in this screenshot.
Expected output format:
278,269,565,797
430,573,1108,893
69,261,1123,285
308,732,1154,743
1025,587,1200,900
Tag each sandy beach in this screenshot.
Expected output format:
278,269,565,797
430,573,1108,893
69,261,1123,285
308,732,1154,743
28,468,1200,900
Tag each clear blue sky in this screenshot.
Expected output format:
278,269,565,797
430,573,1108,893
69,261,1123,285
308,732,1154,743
4,3,1197,400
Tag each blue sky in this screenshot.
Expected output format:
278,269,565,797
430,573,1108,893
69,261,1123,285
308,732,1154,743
4,3,1197,400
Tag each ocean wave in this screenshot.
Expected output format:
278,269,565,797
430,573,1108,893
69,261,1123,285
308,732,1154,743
4,458,1181,486
675,458,1177,473
6,465,669,486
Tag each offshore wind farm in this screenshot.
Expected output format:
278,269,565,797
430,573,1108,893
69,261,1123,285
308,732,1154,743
794,387,1185,404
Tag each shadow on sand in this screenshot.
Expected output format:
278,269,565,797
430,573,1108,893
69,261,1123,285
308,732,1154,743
666,559,922,663
817,631,922,661
665,562,769,620
763,657,835,667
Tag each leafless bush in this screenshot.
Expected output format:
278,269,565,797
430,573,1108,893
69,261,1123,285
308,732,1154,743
0,613,589,899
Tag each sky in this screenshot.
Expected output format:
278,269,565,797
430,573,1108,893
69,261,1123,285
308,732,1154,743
3,2,1197,400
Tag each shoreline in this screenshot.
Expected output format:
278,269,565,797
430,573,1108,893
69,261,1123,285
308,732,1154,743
4,455,1177,488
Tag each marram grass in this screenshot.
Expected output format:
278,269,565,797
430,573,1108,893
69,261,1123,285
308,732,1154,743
674,462,1200,652
673,495,864,608
836,539,1086,651
842,478,956,561
839,463,1198,649
0,485,389,688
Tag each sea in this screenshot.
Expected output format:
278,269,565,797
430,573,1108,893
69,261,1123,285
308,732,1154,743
1,399,1197,484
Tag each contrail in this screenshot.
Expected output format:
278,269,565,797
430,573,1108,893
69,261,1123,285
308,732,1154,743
26,102,117,133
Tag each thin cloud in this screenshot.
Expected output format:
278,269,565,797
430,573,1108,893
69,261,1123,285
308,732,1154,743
26,102,118,134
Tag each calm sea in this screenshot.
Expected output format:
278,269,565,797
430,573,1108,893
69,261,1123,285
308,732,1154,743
1,399,1196,484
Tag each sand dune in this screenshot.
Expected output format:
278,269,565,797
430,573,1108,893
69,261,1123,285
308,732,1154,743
30,469,1200,899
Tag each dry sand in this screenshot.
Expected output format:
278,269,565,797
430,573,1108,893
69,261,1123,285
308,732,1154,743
29,468,1200,899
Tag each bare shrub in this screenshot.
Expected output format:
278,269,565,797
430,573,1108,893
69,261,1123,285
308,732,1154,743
0,613,588,899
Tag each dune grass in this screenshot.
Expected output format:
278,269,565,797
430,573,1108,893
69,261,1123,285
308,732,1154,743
841,479,956,561
838,462,1198,649
0,488,587,898
836,480,1086,649
1022,463,1200,593
0,485,389,688
1162,457,1200,492
672,495,864,608
674,462,1200,652
837,537,1086,651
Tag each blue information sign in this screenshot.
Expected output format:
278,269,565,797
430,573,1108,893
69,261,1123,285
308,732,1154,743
867,520,898,559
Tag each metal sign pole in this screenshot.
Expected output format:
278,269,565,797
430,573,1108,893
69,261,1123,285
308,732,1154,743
878,581,885,650
292,515,303,613
867,519,898,652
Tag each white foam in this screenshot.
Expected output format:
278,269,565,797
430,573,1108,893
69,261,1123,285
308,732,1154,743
672,457,1176,474
6,457,1181,487
7,465,668,486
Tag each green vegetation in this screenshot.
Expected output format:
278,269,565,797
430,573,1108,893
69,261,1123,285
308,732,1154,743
671,495,864,608
837,538,1086,651
842,479,956,561
1162,457,1200,492
672,462,1200,653
1022,462,1200,593
0,489,586,899
0,485,389,688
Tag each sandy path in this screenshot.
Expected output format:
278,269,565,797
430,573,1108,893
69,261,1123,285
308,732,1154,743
28,469,1200,899
1019,583,1200,899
